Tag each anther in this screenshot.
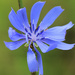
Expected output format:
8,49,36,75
29,27,32,32
34,26,40,34
28,32,31,36
25,28,28,32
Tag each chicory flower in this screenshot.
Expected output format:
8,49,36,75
4,1,75,75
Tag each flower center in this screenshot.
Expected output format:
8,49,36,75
31,33,36,41
24,24,44,42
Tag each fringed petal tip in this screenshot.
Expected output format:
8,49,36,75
8,7,25,33
65,21,74,30
11,7,13,10
57,6,64,11
8,27,25,41
9,8,14,14
57,42,75,50
17,7,30,28
4,41,14,50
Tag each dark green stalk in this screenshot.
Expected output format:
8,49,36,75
31,72,36,75
18,0,23,8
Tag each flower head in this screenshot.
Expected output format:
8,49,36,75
4,1,75,75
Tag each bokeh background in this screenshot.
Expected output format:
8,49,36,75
0,0,75,75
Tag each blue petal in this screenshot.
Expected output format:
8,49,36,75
41,39,75,50
41,22,74,41
30,1,45,28
27,46,38,72
17,8,30,29
36,40,49,53
39,6,64,31
41,38,56,44
8,27,25,41
56,42,75,50
36,40,57,53
9,8,25,33
4,40,26,50
33,43,43,75
41,39,57,52
41,27,66,41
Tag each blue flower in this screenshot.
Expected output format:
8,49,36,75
4,1,75,75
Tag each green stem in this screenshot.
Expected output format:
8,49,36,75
18,0,23,8
31,72,36,75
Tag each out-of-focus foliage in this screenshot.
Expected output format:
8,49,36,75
0,0,75,75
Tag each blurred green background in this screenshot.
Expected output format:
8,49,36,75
0,0,75,75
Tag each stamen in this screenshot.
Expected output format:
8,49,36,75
28,32,31,36
25,28,28,32
41,37,45,40
34,26,40,34
36,30,44,37
31,20,34,32
28,37,31,39
40,30,44,34
29,27,32,32
36,33,40,37
32,24,34,31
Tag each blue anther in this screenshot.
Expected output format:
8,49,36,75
28,37,31,39
34,26,40,34
32,24,34,31
36,33,40,37
25,28,28,32
28,32,31,36
29,27,32,33
41,37,45,40
40,30,44,34
36,30,44,37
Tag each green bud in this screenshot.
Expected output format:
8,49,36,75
34,43,38,47
24,43,29,47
